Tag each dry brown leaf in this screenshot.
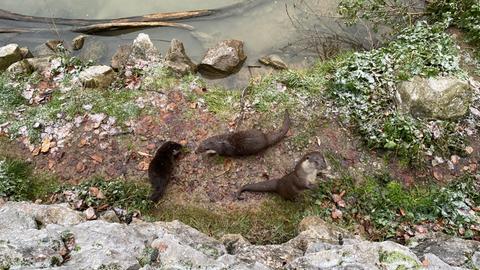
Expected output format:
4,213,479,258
415,225,427,234
32,147,41,156
79,138,88,147
337,200,346,208
76,162,85,173
48,160,55,170
89,187,100,197
332,194,342,203
433,170,443,181
90,154,103,163
137,160,149,171
331,207,343,219
465,146,474,154
399,208,406,216
41,137,51,153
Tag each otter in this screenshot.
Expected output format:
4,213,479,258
196,110,291,156
148,141,183,202
236,152,327,200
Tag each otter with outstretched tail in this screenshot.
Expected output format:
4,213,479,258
237,152,327,200
196,110,291,156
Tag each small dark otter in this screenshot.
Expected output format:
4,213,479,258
196,110,291,156
148,141,183,202
237,152,327,200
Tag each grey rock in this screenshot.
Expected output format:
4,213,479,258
130,33,161,63
259,54,288,70
33,43,55,57
396,76,472,119
164,39,196,76
79,65,115,89
99,210,120,223
78,40,107,63
0,44,22,71
422,253,465,270
198,39,246,78
111,44,132,70
0,204,476,270
411,233,480,267
71,35,86,51
45,40,64,52
19,47,33,59
6,59,34,76
26,57,52,74
0,202,85,226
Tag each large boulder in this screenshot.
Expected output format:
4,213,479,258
79,65,115,89
198,39,246,78
0,44,22,71
396,76,472,119
111,44,133,70
26,57,53,74
164,39,196,76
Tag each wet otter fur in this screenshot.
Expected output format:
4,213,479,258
237,152,327,200
148,141,183,202
196,110,291,156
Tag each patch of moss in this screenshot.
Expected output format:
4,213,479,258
379,250,421,269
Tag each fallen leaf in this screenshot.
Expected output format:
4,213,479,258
41,137,51,153
469,163,477,172
331,207,343,219
450,155,460,164
332,194,342,203
337,200,346,208
459,227,465,235
415,225,427,234
189,103,197,109
422,259,429,267
90,154,103,163
137,160,149,171
89,187,100,197
399,208,406,216
32,147,41,156
465,146,474,154
48,160,55,169
96,190,106,199
79,138,88,147
76,162,86,173
433,170,443,181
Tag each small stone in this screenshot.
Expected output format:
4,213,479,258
432,156,444,167
79,66,115,89
259,54,288,70
19,47,33,59
84,207,97,220
451,155,460,164
46,40,64,52
100,210,120,223
72,35,86,51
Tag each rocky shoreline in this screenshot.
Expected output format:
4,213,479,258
0,201,478,270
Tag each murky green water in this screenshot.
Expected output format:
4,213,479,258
0,0,360,87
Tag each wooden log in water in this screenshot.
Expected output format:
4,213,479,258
72,21,194,34
0,9,215,26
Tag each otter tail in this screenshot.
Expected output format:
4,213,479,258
265,110,291,146
236,179,279,200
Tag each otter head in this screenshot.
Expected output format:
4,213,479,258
161,141,183,157
298,152,327,188
195,137,225,155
